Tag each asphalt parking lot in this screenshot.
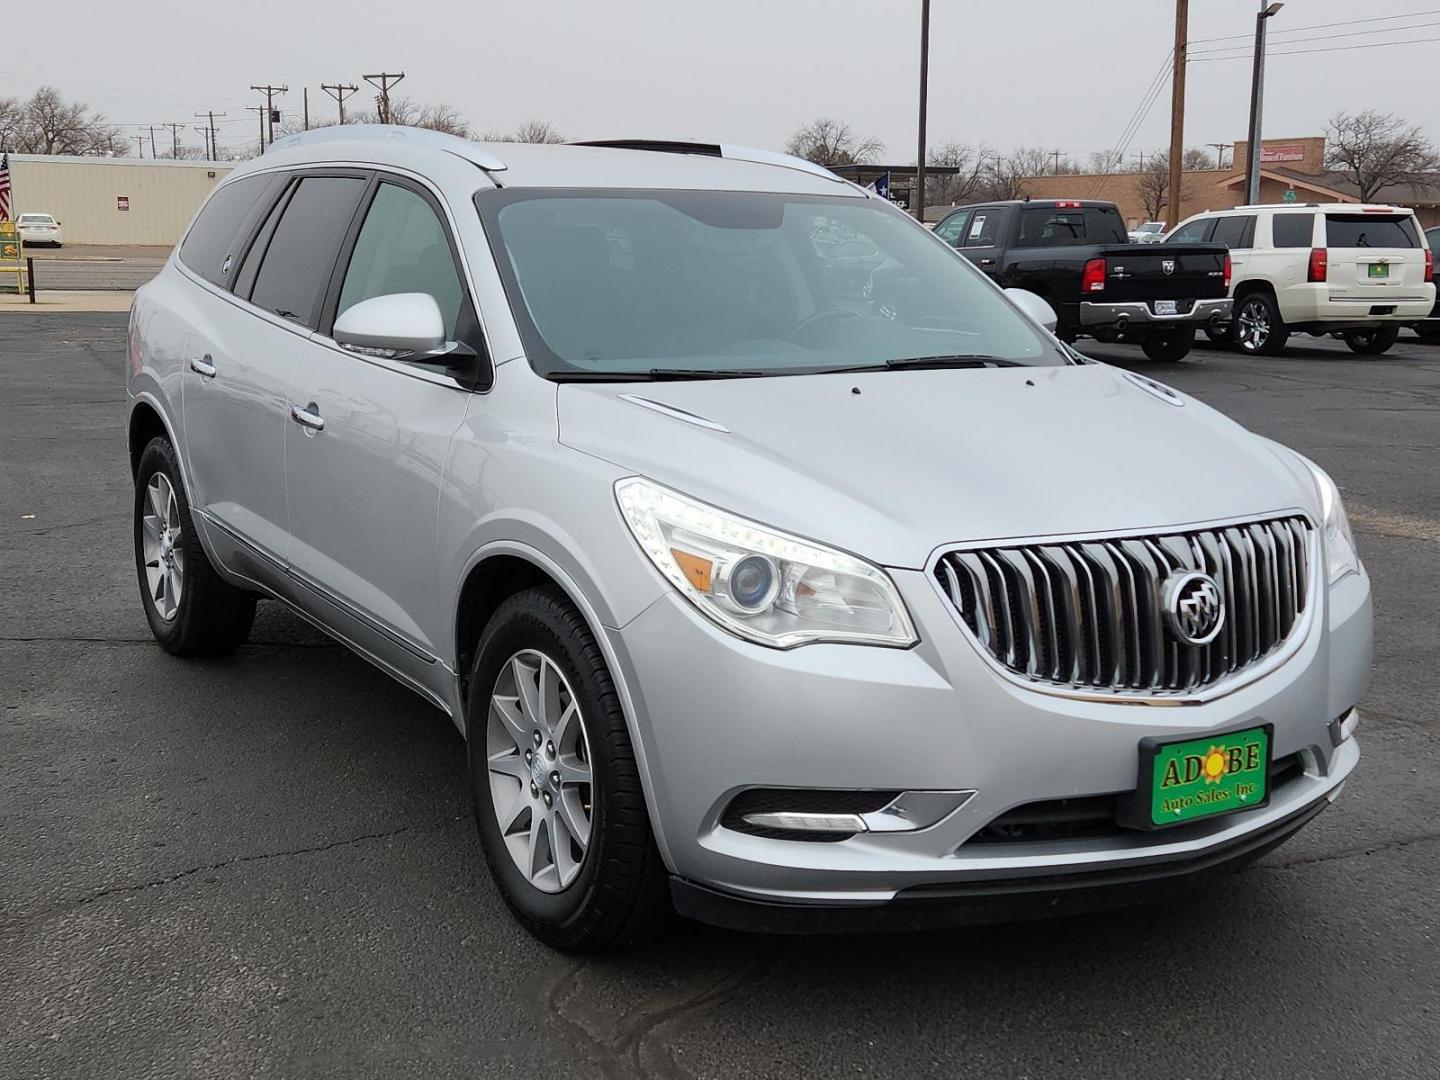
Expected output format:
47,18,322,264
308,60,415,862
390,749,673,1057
24,247,168,292
2,314,1437,1079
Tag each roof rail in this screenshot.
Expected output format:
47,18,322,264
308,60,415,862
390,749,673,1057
571,139,844,183
266,123,507,172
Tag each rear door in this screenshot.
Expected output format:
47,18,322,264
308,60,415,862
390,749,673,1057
960,206,1008,276
1324,211,1427,299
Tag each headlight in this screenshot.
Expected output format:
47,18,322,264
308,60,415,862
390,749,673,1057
1304,460,1359,584
615,478,917,648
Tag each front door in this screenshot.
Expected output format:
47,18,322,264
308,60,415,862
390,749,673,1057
283,177,480,664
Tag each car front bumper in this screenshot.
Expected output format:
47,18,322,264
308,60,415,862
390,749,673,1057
1079,297,1233,329
606,561,1371,921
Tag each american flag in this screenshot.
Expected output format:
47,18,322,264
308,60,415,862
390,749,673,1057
0,153,12,221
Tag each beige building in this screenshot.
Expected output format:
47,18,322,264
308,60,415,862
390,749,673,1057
1015,137,1440,231
6,155,234,246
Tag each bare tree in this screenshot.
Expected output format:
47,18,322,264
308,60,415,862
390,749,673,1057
784,117,883,166
510,119,566,144
352,97,472,138
926,140,994,205
1087,149,1125,174
1325,109,1439,202
1182,147,1216,171
6,87,120,155
1136,153,1172,221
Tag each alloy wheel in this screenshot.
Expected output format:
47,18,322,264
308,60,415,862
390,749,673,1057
140,472,185,621
1236,298,1270,351
486,650,594,893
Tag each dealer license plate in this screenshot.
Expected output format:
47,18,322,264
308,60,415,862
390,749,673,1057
1154,300,1178,315
1368,262,1389,279
1126,725,1271,829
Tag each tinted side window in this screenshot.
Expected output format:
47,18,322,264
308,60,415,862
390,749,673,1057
965,210,1002,246
934,212,970,246
1211,214,1255,249
1271,213,1315,248
1325,214,1419,248
1168,217,1215,244
178,175,275,286
249,176,367,328
1019,208,1085,245
1084,207,1128,244
336,183,465,338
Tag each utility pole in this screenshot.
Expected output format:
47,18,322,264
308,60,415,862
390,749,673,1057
193,124,211,159
1051,149,1065,174
303,87,310,130
195,111,226,160
363,72,404,124
321,82,359,125
133,132,145,158
914,0,930,222
246,106,265,156
1208,142,1230,170
147,125,157,158
161,122,184,158
1245,2,1285,205
1165,0,1189,230
1134,151,1147,172
250,84,288,146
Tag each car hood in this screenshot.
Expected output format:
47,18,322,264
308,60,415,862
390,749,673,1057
557,364,1317,569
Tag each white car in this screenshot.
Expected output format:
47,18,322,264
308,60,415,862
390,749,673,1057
1128,221,1166,244
16,212,63,247
1167,203,1435,356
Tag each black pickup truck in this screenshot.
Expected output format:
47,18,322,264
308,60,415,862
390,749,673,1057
933,199,1232,361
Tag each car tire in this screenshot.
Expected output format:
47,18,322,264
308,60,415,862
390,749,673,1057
1416,323,1440,344
1203,325,1233,347
1342,325,1400,356
134,436,256,656
1233,292,1289,356
1140,328,1195,362
466,586,668,951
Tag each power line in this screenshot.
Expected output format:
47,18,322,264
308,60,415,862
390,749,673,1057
1089,49,1175,195
1191,36,1440,62
1191,8,1440,44
1191,19,1440,55
321,82,359,125
249,83,288,147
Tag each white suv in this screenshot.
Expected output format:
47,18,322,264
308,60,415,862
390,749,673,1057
1167,203,1435,356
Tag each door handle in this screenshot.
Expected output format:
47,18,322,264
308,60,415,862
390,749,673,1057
290,402,325,432
189,354,217,378
979,257,996,266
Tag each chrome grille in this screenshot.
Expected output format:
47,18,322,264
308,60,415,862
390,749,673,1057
935,517,1314,694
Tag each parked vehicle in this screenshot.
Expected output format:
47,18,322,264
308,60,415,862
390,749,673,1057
933,199,1232,362
1167,203,1436,356
16,212,63,247
1411,226,1440,343
1128,221,1166,243
127,128,1370,948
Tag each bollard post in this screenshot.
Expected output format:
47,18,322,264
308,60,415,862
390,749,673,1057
27,257,36,304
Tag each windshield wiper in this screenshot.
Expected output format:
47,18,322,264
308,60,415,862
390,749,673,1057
883,354,1024,369
646,368,773,379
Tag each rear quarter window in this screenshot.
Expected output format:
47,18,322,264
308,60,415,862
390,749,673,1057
1325,214,1419,249
1270,213,1314,248
179,174,279,286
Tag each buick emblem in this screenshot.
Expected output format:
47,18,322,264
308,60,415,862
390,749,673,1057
1163,571,1224,646
1161,259,1176,275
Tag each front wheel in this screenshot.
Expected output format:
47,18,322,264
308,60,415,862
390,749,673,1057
1140,327,1195,362
467,586,667,950
1234,293,1289,356
133,437,256,655
1343,325,1400,356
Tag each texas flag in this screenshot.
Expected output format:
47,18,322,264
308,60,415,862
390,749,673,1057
866,171,891,201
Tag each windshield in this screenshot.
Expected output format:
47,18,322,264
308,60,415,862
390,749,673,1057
478,189,1065,379
1139,223,1163,234
19,214,53,224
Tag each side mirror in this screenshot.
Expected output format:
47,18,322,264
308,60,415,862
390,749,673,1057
333,292,455,360
1004,288,1059,333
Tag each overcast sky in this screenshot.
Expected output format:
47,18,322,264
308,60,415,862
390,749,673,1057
5,0,1435,162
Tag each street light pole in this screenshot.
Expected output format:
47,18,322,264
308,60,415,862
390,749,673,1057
915,0,931,222
1244,1,1284,205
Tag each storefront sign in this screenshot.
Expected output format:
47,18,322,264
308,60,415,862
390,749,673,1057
117,195,130,211
1261,145,1305,163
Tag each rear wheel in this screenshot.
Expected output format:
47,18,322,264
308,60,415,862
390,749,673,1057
467,586,667,950
133,437,256,655
1233,293,1289,356
1342,325,1400,356
1140,327,1195,362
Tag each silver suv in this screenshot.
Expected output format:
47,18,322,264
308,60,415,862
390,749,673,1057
126,127,1371,948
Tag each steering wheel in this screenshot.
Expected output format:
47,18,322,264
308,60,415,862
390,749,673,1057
788,308,859,345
